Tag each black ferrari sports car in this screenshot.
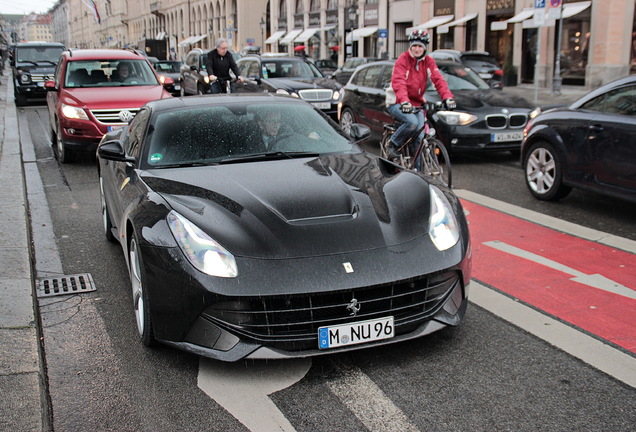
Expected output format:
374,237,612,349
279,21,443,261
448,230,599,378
97,94,472,361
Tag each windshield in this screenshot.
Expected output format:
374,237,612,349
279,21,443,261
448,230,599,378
16,46,63,64
145,102,354,167
428,65,491,91
65,59,160,88
154,61,182,73
263,60,322,78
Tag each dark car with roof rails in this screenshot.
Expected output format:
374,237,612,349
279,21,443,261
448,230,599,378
339,60,540,153
235,55,342,120
11,41,65,105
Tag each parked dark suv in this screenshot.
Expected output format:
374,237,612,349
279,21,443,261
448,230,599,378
11,41,65,105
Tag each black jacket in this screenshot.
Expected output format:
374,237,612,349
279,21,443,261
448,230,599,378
205,49,240,80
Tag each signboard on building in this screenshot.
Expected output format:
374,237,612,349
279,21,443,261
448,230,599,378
434,0,455,16
364,4,379,26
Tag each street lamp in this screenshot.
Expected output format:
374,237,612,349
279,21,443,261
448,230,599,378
345,5,358,62
259,16,266,52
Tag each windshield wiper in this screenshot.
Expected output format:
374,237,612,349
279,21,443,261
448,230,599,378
19,61,39,66
153,161,217,169
218,151,320,163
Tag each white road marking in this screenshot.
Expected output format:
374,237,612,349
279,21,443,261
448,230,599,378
198,357,311,432
484,240,636,299
325,360,420,432
470,281,636,388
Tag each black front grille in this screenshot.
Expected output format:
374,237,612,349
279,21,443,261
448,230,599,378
486,114,507,128
486,113,528,129
201,270,460,349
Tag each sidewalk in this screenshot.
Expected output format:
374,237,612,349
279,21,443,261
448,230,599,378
0,74,47,430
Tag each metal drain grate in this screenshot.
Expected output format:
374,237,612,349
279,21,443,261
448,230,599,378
37,273,96,298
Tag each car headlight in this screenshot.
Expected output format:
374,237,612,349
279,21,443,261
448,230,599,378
529,107,542,119
333,90,341,100
275,89,290,96
203,75,210,84
436,111,478,126
167,210,238,278
19,72,32,84
428,185,460,251
61,103,89,120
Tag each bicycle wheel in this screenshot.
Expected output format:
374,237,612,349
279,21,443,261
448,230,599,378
380,130,394,160
422,138,452,188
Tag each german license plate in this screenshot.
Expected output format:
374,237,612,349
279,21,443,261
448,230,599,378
312,102,331,109
318,316,394,349
174,84,181,90
491,131,523,142
107,125,125,132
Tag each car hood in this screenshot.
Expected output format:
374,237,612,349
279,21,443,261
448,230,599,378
143,153,433,259
61,86,169,108
427,89,534,111
266,77,342,92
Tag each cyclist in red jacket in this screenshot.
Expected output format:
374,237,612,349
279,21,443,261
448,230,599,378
386,29,456,158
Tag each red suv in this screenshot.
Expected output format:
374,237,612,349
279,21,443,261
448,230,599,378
46,49,173,162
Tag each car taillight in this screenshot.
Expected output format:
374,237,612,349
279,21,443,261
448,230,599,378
493,69,503,77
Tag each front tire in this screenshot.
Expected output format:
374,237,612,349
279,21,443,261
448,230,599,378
340,108,355,135
129,234,155,346
54,121,74,163
99,176,116,243
524,141,571,201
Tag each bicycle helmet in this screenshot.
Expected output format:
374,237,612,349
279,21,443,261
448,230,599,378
408,29,430,48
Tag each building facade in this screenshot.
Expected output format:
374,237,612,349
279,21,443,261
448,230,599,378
45,0,636,89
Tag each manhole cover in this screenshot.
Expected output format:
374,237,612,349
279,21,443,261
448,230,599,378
37,273,96,298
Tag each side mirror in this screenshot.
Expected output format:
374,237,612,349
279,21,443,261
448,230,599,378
190,65,198,71
349,124,371,141
97,140,136,163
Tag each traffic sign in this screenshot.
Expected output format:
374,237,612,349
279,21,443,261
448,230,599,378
550,0,562,6
534,0,546,8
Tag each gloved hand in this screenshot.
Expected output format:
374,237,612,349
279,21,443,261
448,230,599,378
444,98,456,110
400,102,413,114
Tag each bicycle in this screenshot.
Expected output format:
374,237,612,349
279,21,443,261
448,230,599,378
380,103,452,188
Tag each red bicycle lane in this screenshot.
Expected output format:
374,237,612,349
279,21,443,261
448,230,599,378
460,199,636,353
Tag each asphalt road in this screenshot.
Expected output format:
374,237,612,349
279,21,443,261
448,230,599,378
19,103,636,432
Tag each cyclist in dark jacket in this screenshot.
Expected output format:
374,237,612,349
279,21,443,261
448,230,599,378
205,38,243,93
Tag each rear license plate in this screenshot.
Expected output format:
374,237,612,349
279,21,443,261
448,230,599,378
318,316,394,349
312,102,331,109
479,72,493,79
174,84,181,90
491,131,523,142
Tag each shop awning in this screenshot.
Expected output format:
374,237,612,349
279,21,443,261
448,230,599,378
279,29,303,45
410,15,454,32
294,28,319,43
508,9,535,23
562,1,591,19
190,34,208,44
264,30,286,44
320,24,337,31
346,26,379,43
178,36,197,46
437,13,477,34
